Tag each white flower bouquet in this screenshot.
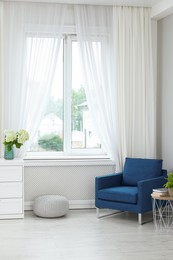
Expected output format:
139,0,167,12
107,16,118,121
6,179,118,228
4,129,29,151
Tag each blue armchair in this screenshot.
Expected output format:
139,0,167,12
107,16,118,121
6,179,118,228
95,158,167,224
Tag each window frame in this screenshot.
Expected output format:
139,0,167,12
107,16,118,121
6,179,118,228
26,33,106,158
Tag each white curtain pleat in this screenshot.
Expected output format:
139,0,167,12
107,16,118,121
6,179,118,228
114,7,156,166
74,5,121,170
3,2,66,157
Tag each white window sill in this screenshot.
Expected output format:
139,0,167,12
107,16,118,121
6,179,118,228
24,156,115,167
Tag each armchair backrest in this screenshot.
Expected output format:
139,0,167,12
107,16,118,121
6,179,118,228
122,157,163,186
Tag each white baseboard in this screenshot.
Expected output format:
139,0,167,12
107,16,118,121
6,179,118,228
24,200,95,211
69,200,95,209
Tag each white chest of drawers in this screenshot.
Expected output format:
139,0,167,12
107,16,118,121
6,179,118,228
0,159,24,219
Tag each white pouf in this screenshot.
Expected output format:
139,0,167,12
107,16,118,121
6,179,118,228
33,195,69,218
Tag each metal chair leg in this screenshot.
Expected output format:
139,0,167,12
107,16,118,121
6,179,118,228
96,207,100,218
138,213,153,225
96,208,124,219
138,213,142,225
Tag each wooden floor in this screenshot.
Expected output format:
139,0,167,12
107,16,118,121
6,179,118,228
0,209,172,260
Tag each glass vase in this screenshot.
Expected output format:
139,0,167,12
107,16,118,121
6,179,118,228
4,145,14,160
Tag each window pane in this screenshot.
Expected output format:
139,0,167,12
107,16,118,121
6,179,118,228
71,41,101,149
29,39,64,152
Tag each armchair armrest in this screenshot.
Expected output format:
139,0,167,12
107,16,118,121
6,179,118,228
162,169,167,177
95,173,123,190
137,176,166,212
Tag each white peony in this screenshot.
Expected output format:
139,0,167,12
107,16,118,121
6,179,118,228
17,129,30,144
4,130,16,143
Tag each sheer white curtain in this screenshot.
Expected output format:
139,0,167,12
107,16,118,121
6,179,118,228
74,5,121,170
0,2,4,157
75,5,155,170
3,2,66,157
114,7,156,165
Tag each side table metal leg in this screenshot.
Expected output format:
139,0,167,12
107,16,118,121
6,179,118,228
152,198,157,228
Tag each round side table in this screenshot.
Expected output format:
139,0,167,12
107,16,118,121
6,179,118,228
151,193,173,229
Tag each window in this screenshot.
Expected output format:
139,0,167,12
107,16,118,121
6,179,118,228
28,35,103,156
71,40,101,150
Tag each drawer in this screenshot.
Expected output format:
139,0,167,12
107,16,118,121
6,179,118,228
0,198,23,214
0,183,22,198
0,166,23,181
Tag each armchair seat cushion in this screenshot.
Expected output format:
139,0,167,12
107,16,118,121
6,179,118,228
98,186,138,204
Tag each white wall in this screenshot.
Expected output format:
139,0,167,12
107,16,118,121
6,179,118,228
157,14,173,171
24,162,115,210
